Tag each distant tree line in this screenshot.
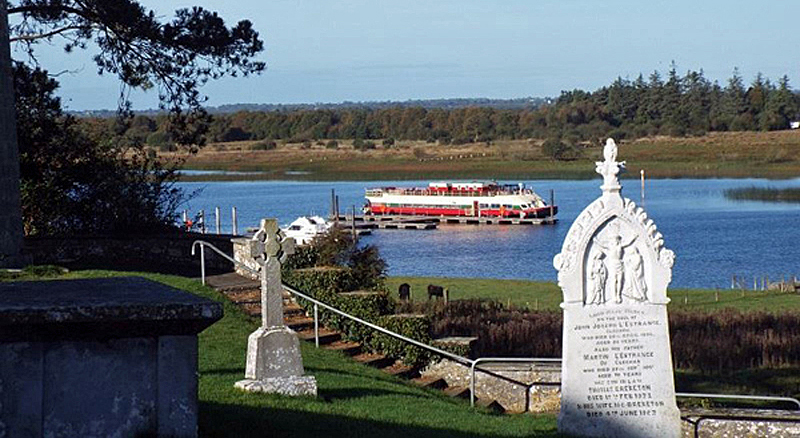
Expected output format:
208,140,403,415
80,66,800,150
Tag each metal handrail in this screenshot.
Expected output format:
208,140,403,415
469,357,561,408
192,240,800,413
191,240,471,366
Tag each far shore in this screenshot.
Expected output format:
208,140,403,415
170,131,800,182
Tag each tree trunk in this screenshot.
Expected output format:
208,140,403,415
0,1,26,267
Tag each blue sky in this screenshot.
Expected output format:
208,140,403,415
13,0,800,110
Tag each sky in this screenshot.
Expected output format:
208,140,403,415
11,0,800,111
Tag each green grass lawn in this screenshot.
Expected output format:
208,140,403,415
386,276,800,313
1,269,557,438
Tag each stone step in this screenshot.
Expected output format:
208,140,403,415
238,302,261,317
284,316,314,331
295,328,341,345
284,304,306,317
323,340,362,356
383,361,419,379
411,376,449,390
475,398,505,413
205,272,259,292
352,352,395,369
443,385,472,399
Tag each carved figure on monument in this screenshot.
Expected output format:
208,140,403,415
624,247,648,302
587,252,608,305
592,230,636,304
235,218,317,396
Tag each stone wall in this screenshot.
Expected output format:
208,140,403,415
232,237,260,279
420,359,561,413
25,232,234,275
680,408,800,437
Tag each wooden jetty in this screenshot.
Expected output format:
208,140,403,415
333,214,557,226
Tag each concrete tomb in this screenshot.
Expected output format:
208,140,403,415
0,277,222,437
553,139,681,438
234,218,317,396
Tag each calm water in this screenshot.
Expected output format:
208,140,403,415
177,178,800,289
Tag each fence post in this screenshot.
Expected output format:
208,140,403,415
199,244,206,285
314,303,319,348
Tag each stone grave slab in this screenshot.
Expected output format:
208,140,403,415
0,276,222,437
553,139,681,438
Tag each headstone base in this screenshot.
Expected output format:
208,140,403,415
244,326,306,380
235,376,318,396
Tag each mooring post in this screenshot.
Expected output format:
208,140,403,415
215,206,221,234
200,210,206,234
232,207,238,235
330,189,336,220
640,169,645,208
550,189,555,218
351,205,357,241
335,195,340,224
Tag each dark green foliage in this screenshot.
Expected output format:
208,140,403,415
368,315,432,366
9,0,264,114
92,67,799,145
282,267,357,298
325,140,339,149
14,63,185,236
541,138,581,161
249,139,276,151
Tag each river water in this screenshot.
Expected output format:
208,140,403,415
177,177,800,289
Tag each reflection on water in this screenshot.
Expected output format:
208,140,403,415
178,178,800,289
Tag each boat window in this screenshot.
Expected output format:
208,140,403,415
289,225,302,230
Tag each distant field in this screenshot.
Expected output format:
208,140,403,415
386,276,800,313
173,130,800,181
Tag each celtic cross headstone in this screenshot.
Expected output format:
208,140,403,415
235,218,317,396
553,139,680,437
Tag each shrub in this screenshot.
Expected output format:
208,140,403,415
541,137,581,161
382,137,395,147
250,140,277,151
368,314,432,366
326,140,339,149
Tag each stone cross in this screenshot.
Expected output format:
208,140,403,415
248,218,295,329
236,217,316,396
553,138,680,438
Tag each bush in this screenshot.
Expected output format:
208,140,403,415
368,314,432,366
250,140,277,151
382,137,395,147
326,140,339,149
541,137,581,161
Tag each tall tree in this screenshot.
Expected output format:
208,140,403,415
0,1,26,266
3,0,265,237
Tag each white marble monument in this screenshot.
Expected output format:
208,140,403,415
235,218,317,396
553,139,680,437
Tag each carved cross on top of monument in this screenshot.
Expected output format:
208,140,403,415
248,218,295,328
595,138,626,195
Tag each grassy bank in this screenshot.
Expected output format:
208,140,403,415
173,131,800,181
386,276,800,313
1,270,556,437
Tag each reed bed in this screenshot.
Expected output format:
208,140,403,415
724,186,800,203
405,299,800,373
